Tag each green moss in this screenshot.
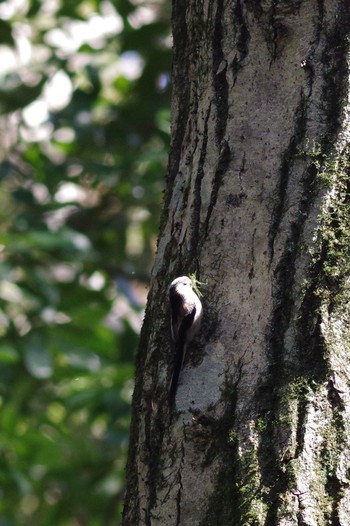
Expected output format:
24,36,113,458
227,428,238,446
315,147,350,310
200,445,265,526
198,379,267,526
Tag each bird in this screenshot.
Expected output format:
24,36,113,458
168,276,203,407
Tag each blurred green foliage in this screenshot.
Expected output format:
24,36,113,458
0,0,171,524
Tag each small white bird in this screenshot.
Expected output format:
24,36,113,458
168,276,203,406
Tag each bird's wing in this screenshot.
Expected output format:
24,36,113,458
169,306,196,407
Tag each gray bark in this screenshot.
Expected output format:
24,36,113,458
123,1,350,525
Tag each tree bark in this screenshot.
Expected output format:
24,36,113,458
123,1,350,525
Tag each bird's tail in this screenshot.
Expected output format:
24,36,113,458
168,340,186,408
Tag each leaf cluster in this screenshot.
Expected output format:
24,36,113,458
0,0,171,524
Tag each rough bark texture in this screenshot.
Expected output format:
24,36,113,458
123,1,350,525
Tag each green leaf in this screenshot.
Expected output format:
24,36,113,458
23,334,53,379
0,20,14,45
0,346,19,364
0,77,46,114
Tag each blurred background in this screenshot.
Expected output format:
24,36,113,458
0,0,171,524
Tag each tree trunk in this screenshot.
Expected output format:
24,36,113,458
122,1,350,525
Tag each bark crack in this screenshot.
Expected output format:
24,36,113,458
268,91,308,263
175,429,186,526
166,0,190,189
230,0,250,87
202,139,231,242
188,103,212,263
323,380,347,526
213,0,228,145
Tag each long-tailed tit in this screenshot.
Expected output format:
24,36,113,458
168,276,203,406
